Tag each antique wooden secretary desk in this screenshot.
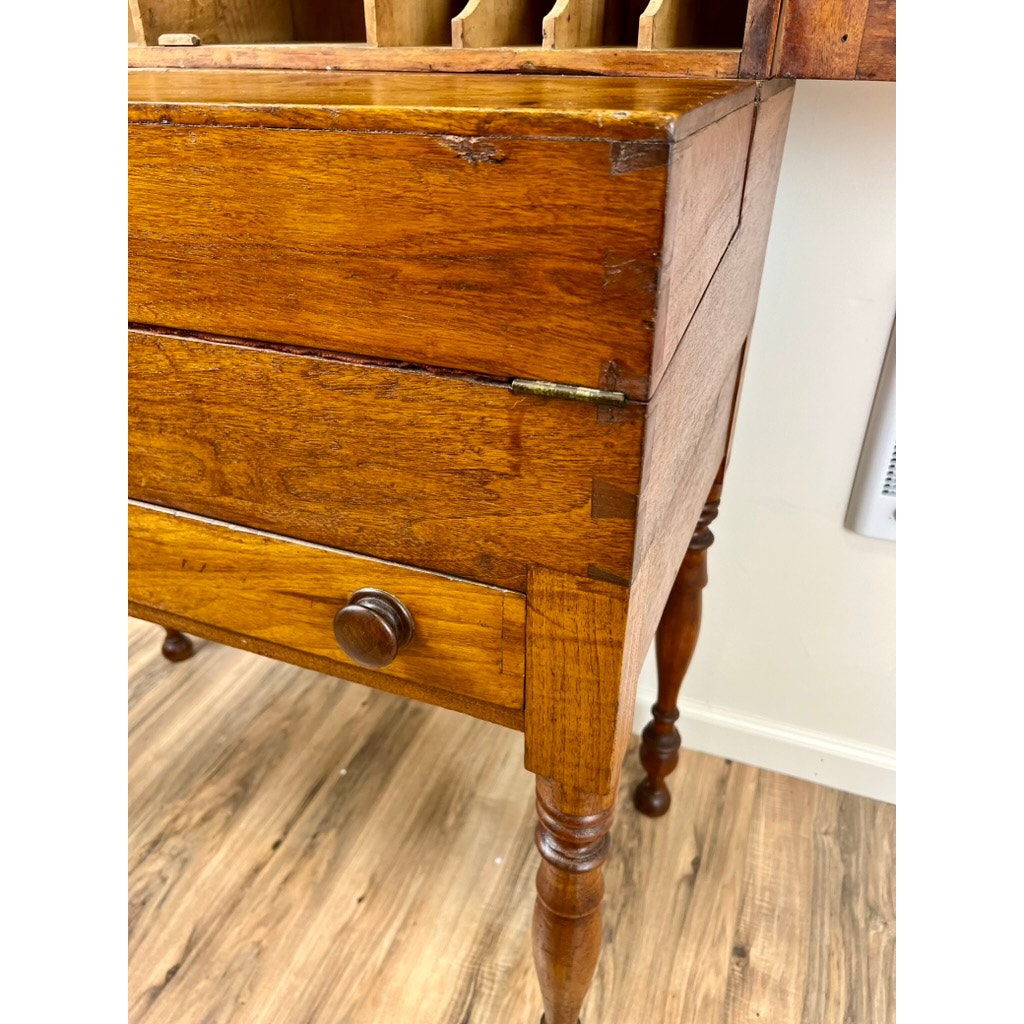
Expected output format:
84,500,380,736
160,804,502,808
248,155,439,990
128,2,894,1021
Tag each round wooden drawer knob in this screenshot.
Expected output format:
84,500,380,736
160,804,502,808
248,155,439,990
333,588,415,669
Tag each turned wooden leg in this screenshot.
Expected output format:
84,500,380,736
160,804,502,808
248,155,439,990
533,777,615,1024
633,468,723,817
161,628,194,662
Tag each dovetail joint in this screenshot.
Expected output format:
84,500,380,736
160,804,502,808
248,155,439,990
511,379,627,407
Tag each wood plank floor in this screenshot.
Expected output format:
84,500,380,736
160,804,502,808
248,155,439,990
128,617,895,1024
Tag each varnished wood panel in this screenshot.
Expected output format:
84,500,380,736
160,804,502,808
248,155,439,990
774,0,895,80
365,0,454,45
127,69,752,153
737,0,783,77
129,502,526,711
452,0,546,47
542,0,607,48
624,81,794,690
130,0,371,45
650,102,753,393
854,0,895,80
129,0,294,46
128,329,644,591
637,0,747,50
128,42,744,77
131,603,524,729
775,0,870,79
638,0,699,49
128,119,664,394
635,342,741,582
128,70,754,399
523,568,631,795
627,357,740,691
128,616,895,1024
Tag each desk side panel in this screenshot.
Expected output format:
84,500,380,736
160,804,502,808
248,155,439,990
625,81,795,690
650,101,754,393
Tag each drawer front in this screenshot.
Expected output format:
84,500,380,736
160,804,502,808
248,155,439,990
128,502,526,711
128,329,644,591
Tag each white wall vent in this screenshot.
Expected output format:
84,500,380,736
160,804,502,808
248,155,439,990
881,443,896,497
846,321,895,541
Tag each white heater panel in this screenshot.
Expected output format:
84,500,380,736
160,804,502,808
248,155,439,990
846,322,895,541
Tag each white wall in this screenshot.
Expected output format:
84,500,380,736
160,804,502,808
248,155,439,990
634,80,897,803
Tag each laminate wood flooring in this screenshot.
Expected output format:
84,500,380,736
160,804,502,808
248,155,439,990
128,617,895,1024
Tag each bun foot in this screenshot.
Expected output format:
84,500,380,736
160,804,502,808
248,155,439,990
633,778,671,817
161,629,194,662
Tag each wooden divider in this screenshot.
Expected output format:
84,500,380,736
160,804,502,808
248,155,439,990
542,0,606,47
637,0,698,48
129,0,751,57
129,0,293,45
452,0,544,47
366,0,455,45
130,0,368,45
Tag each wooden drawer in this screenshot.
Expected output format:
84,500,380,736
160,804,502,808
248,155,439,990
128,70,755,400
128,327,645,592
128,502,526,719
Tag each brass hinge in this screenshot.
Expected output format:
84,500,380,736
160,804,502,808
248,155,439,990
510,379,627,407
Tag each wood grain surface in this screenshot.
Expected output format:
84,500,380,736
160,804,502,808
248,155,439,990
127,68,752,143
775,0,870,78
524,568,631,795
637,0,699,49
623,81,794,693
127,1,893,81
127,42,744,78
366,0,454,46
452,0,546,47
130,604,524,730
128,122,665,397
128,329,644,592
128,71,753,399
128,616,895,1024
627,354,739,690
634,340,741,585
737,0,783,77
773,0,895,80
542,0,607,48
129,502,527,709
532,777,617,1024
852,0,895,80
129,0,294,46
650,102,753,393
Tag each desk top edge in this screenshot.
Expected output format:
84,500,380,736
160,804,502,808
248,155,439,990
128,68,756,141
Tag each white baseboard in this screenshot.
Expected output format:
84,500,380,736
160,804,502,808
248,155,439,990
632,696,896,804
